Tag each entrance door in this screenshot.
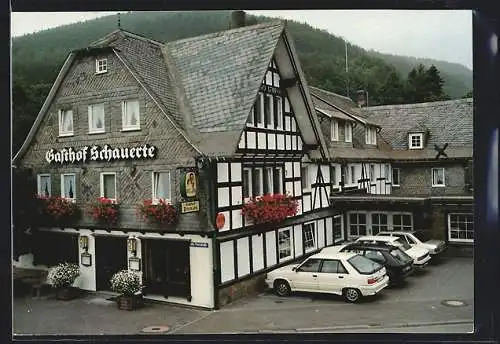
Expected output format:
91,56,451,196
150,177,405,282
95,236,128,291
142,239,191,299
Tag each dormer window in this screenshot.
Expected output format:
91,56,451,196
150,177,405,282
345,122,352,143
331,119,339,141
96,58,107,74
365,126,377,145
409,133,424,149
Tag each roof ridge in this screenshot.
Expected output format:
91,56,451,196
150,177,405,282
90,29,164,47
166,20,285,46
364,97,473,110
310,86,354,103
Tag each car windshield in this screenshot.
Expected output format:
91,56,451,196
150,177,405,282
395,238,412,250
390,248,412,263
347,254,382,275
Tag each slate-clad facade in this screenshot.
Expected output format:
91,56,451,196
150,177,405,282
12,15,474,309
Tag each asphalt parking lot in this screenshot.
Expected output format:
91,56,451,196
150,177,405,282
13,256,473,336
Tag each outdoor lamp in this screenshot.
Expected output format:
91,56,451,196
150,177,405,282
79,235,89,251
127,237,137,256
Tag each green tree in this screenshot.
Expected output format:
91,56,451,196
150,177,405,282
405,64,450,102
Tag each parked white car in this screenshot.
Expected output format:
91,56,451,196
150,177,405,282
355,235,431,268
265,251,389,303
376,231,447,256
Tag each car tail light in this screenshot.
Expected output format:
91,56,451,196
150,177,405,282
367,277,378,284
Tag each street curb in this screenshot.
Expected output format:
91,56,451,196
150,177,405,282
294,319,474,332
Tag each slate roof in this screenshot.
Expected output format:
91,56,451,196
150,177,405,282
165,21,284,133
362,98,473,159
309,86,380,127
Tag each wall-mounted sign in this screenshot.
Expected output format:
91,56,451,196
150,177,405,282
216,213,225,229
81,252,92,267
180,169,198,199
45,144,157,165
190,242,209,248
181,201,200,214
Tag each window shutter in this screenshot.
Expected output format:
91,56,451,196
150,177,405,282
121,101,126,127
88,106,92,130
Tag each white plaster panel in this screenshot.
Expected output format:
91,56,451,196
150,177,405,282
303,194,311,212
218,211,231,232
265,231,277,267
251,234,264,272
277,134,285,150
268,134,276,150
294,181,302,196
321,165,330,183
217,163,229,183
247,131,256,149
293,225,303,257
230,163,242,182
231,186,242,206
325,217,333,246
285,181,294,195
294,162,301,178
217,187,230,207
237,237,250,278
258,132,266,149
292,136,297,150
317,219,325,248
285,135,291,150
238,134,245,149
220,241,235,283
231,209,243,229
284,162,293,178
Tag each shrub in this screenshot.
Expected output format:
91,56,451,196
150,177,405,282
47,262,80,289
110,270,142,296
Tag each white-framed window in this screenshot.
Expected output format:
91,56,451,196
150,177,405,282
263,167,273,195
58,109,74,136
409,133,423,149
278,228,293,260
275,96,283,129
369,164,375,182
345,122,352,143
392,214,413,231
333,214,344,242
254,93,264,127
432,167,445,187
96,58,107,74
264,94,274,128
392,168,400,186
88,103,105,133
331,120,339,141
37,174,51,197
100,172,117,201
152,171,171,203
303,222,316,252
243,168,252,198
272,166,283,194
350,166,356,185
349,212,367,238
371,213,388,235
61,173,76,201
365,126,377,145
252,167,263,197
121,100,140,131
331,166,337,187
302,165,311,191
448,213,474,242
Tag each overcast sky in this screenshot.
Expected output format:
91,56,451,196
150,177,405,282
10,10,473,70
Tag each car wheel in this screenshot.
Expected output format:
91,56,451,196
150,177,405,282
274,280,291,297
343,288,361,303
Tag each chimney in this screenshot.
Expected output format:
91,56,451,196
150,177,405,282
231,10,246,29
356,90,368,108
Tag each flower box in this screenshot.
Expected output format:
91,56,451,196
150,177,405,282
241,193,298,225
110,270,143,310
89,197,119,227
37,196,79,226
137,199,177,226
47,262,80,300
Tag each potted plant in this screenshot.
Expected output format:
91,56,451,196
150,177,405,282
241,193,298,225
137,199,177,226
47,262,80,300
110,270,143,310
89,197,119,227
37,196,79,226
